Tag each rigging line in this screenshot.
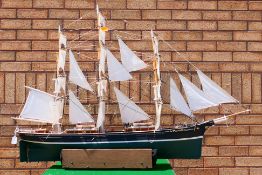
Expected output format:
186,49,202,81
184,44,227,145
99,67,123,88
69,31,99,44
107,99,152,120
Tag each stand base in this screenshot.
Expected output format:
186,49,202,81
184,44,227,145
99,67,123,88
61,149,153,169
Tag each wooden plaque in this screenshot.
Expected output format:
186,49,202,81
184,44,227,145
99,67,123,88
61,149,153,169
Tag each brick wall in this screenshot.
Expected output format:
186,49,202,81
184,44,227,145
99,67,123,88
0,0,262,174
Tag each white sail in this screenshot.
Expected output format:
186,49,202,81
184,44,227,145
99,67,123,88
54,76,66,94
69,50,93,92
19,87,62,124
99,46,106,74
57,49,66,73
96,101,105,129
178,74,217,111
197,69,239,104
106,49,132,82
114,87,149,124
59,30,67,49
170,78,194,117
118,38,147,72
69,91,94,124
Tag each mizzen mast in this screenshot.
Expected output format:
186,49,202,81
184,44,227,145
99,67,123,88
151,30,163,131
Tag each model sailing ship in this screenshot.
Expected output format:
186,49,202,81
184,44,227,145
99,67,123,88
12,6,249,162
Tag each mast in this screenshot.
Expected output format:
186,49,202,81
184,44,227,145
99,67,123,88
96,5,107,132
151,30,163,131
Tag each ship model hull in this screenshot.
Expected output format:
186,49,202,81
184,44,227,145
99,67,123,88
19,120,214,162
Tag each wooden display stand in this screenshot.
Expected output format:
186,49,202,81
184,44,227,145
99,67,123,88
61,149,154,169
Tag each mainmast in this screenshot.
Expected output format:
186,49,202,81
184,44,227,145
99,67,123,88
96,5,107,132
151,31,163,131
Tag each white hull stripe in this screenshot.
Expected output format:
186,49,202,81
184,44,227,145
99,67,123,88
22,136,203,145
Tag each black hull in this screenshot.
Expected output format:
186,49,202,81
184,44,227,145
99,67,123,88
19,121,214,162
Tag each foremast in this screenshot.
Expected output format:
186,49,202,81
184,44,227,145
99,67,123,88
96,5,107,132
151,31,163,131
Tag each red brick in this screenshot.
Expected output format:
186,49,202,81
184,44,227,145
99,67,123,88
106,20,125,30
17,9,48,19
205,136,234,145
97,0,126,9
188,21,217,30
188,1,217,10
250,104,262,114
0,62,31,72
250,146,262,156
203,31,232,41
219,168,249,175
111,10,141,19
250,126,262,135
17,30,47,40
252,74,261,103
2,0,32,8
233,11,262,21
0,51,15,61
1,20,31,29
236,136,262,145
157,1,187,9
233,31,262,41
0,9,16,18
157,20,186,30
248,42,262,51
126,21,156,30
142,31,172,40
188,168,218,175
159,41,186,52
63,20,94,30
249,2,262,10
65,0,94,9
233,52,262,62
15,73,26,104
187,42,216,51
249,22,262,30
219,146,249,156
4,73,15,103
242,73,252,103
0,30,16,40
236,157,262,166
173,159,203,167
218,21,247,30
204,157,234,167
15,159,46,168
218,1,247,10
17,51,46,61
203,11,231,20
0,148,19,158
127,0,156,9
250,168,262,175
32,20,61,29
32,41,58,51
172,10,201,20
33,0,64,8
172,52,202,62
203,52,232,62
0,170,30,175
173,31,202,41
142,10,171,19
217,42,246,51
236,115,262,125
49,9,79,19
0,74,4,103
0,159,15,168
202,146,218,156
0,41,31,51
